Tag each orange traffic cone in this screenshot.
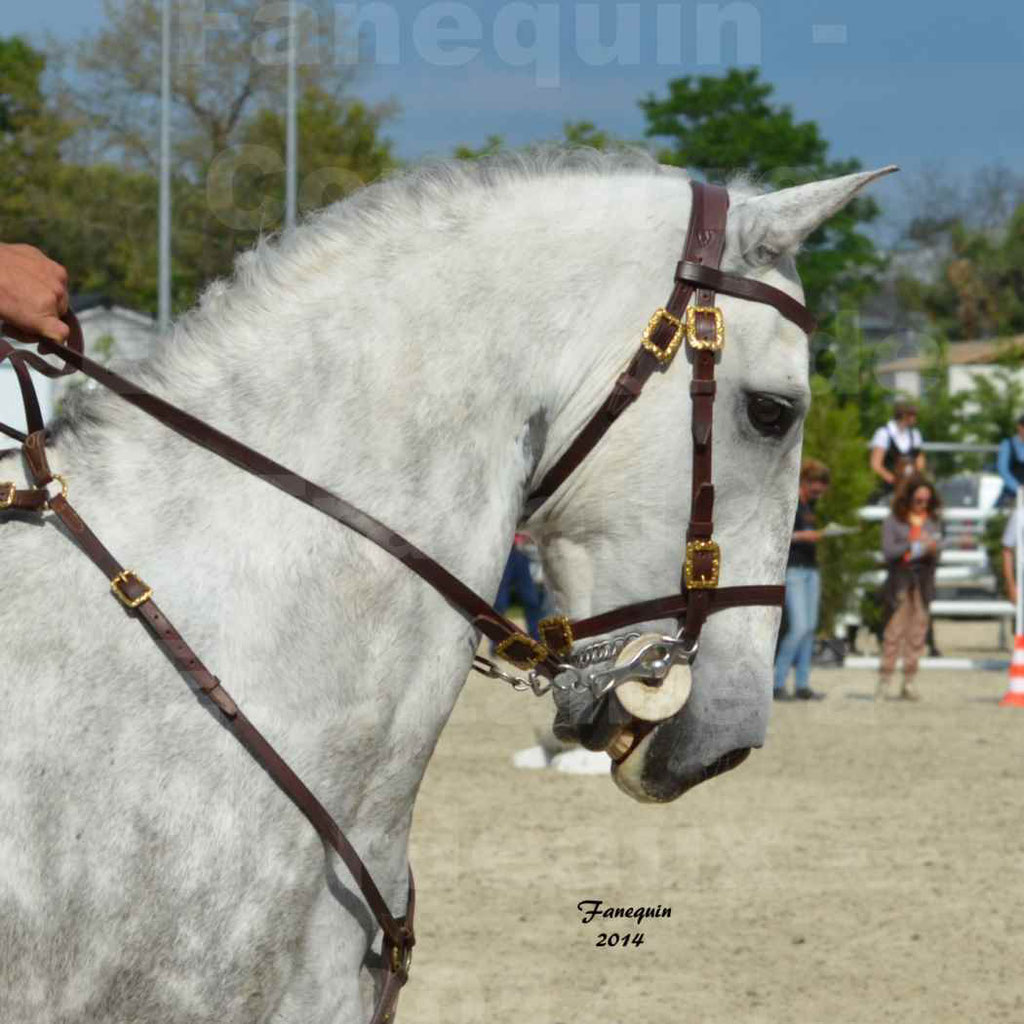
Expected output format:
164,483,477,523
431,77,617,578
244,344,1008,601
1000,635,1024,707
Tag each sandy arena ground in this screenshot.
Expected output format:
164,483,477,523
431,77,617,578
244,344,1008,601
402,620,1024,1024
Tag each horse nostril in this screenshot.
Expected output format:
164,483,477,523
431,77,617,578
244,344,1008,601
702,747,751,781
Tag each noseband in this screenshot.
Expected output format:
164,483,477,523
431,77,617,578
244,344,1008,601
0,179,814,1024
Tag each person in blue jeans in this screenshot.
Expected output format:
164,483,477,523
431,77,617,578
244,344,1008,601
494,533,546,641
774,459,830,701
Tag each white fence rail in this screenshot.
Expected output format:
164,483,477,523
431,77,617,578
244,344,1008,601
837,487,1019,669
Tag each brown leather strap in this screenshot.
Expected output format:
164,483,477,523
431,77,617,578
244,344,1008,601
527,185,815,515
570,585,785,641
676,261,817,335
524,348,666,513
21,329,559,676
0,341,45,441
676,182,729,646
28,469,415,1019
0,318,82,440
525,218,704,512
0,485,47,511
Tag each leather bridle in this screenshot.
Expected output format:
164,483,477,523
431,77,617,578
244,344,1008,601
0,179,814,1023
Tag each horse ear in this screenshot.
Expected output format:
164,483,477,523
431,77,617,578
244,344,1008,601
730,166,898,267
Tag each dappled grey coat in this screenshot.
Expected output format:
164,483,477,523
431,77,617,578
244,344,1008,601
881,513,942,613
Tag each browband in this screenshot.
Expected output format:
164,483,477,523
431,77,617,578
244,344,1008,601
675,261,817,336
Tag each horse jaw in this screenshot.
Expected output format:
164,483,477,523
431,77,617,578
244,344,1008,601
610,729,661,802
611,725,753,803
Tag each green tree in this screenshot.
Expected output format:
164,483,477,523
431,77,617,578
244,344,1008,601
54,2,397,310
562,120,616,150
71,0,356,174
801,374,880,636
0,36,48,133
0,36,171,309
640,69,884,315
960,365,1024,447
823,313,895,440
902,205,1024,341
454,121,626,160
234,88,396,227
0,36,193,312
0,11,398,314
0,36,72,235
453,134,505,161
912,336,971,477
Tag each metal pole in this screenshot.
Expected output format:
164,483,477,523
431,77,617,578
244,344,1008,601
158,0,172,333
1016,486,1022,637
285,0,298,229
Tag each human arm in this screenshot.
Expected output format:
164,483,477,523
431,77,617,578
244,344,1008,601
881,516,909,561
792,528,824,543
0,243,70,342
870,445,895,486
882,516,935,561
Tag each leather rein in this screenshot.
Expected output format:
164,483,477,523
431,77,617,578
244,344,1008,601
0,179,814,1023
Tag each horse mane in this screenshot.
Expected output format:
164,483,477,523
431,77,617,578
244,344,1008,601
229,146,679,295
51,147,762,439
229,147,773,303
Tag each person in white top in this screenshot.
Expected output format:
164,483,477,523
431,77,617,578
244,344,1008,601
870,400,927,497
870,401,938,655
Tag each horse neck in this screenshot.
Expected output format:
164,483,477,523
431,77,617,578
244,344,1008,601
33,174,670,811
33,207,600,825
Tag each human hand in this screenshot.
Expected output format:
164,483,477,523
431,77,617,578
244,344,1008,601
1009,582,1019,607
0,243,71,343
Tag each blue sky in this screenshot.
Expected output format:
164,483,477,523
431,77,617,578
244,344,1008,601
8,1,1024,233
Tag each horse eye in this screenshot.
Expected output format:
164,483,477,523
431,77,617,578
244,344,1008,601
746,393,796,437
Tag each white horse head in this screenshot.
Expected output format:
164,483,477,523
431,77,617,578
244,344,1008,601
0,151,893,1022
525,159,894,802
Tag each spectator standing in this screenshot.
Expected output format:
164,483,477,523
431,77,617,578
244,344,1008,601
996,415,1024,508
877,476,942,701
869,401,926,499
773,459,830,701
494,533,546,642
870,401,942,656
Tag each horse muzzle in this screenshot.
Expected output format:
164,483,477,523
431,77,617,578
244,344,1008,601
551,631,695,795
551,630,760,803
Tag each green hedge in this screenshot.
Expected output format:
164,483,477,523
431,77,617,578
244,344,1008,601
801,374,881,635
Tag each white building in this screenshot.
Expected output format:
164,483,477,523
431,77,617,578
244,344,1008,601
0,297,158,451
877,335,1024,401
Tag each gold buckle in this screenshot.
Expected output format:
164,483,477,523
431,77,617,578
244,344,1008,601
110,569,153,609
685,306,725,351
390,941,413,976
640,308,685,365
46,473,69,502
0,482,14,510
685,540,720,589
495,633,549,671
538,615,575,658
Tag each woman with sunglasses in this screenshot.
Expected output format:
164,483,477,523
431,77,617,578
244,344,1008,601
878,475,943,700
